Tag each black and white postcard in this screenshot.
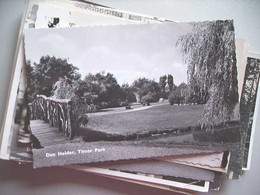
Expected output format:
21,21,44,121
24,21,241,169
4,0,164,163
241,52,260,170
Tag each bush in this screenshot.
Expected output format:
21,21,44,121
101,102,109,108
120,101,130,107
169,93,175,105
71,102,96,128
141,92,154,105
169,92,183,105
87,104,97,113
77,115,89,127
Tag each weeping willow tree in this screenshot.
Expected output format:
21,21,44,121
177,20,239,130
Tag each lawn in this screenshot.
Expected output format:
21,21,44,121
84,104,204,136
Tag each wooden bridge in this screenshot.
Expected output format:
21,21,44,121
30,120,71,147
29,95,75,147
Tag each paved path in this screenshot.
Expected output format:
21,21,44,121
88,102,169,117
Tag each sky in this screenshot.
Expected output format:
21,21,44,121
24,22,193,86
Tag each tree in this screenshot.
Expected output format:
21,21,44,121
26,61,36,102
121,83,136,103
132,77,162,102
159,75,167,91
159,75,167,98
187,83,209,104
28,56,80,101
177,20,238,130
141,92,154,105
168,74,174,92
51,76,92,128
52,76,76,100
84,71,122,107
169,83,187,105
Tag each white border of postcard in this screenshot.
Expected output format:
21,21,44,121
66,165,210,193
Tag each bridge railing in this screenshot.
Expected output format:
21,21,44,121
29,95,74,138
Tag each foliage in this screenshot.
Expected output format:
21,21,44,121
141,92,154,105
74,79,102,105
159,75,167,91
167,74,174,92
169,83,188,105
51,77,97,130
177,20,238,130
121,84,136,103
71,101,91,131
188,83,209,104
26,61,36,102
159,75,167,98
27,56,80,101
121,101,130,107
84,71,122,107
132,77,162,102
52,77,76,100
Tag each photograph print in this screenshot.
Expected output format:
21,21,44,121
23,21,241,168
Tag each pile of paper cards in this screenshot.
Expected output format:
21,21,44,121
0,0,259,194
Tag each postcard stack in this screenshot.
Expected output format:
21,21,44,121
0,0,259,194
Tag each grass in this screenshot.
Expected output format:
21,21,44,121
73,103,240,144
81,104,203,136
